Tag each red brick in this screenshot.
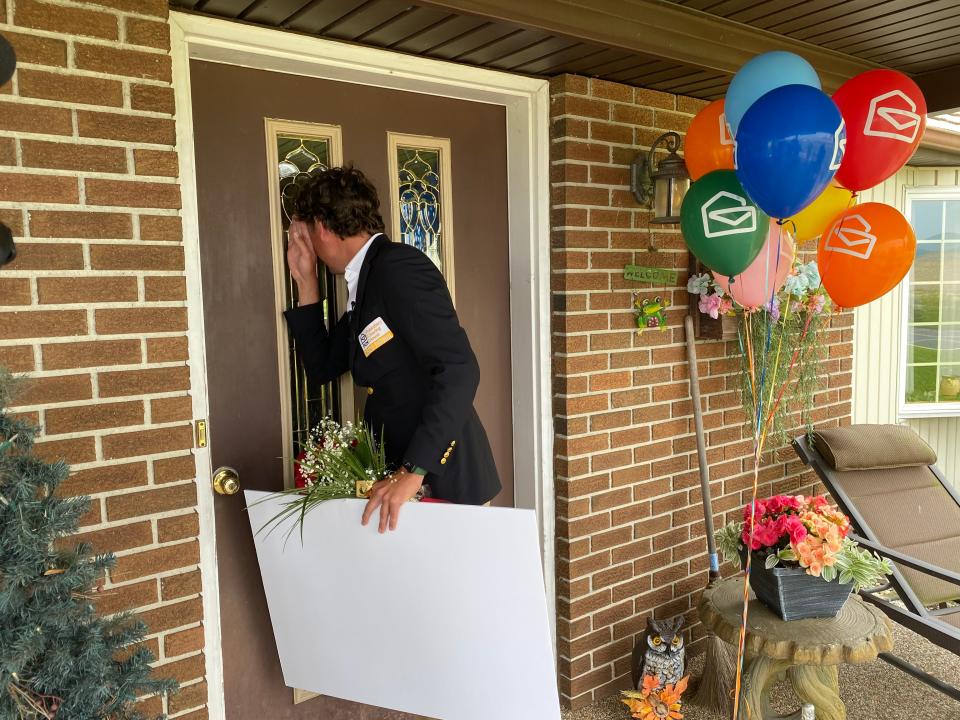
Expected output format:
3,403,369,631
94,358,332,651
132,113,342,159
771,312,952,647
161,569,202,600
96,307,187,335
37,276,138,304
34,436,96,465
168,680,208,716
130,84,175,114
158,512,200,543
29,211,132,240
77,111,175,145
67,521,152,554
139,215,182,241
21,140,126,174
102,425,194,461
18,69,123,107
0,173,78,204
552,94,609,120
0,345,35,372
0,310,86,339
151,395,192,423
75,44,171,82
112,542,200,584
59,461,148,496
85,179,181,209
136,595,203,635
90,244,184,270
2,30,67,67
15,0,118,40
134,149,179,177
549,74,589,95
15,373,92,405
94,579,157,616
99,366,191,397
86,0,168,16
0,277,31,305
159,652,206,684
146,337,189,363
0,100,72,135
46,400,144,434
165,626,205,658
125,17,170,50
42,339,141,370
611,105,655,126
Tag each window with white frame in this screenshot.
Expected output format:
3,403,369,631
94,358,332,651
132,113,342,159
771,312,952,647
902,191,960,416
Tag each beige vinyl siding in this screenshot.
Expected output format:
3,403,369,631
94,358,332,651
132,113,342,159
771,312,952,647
853,166,960,489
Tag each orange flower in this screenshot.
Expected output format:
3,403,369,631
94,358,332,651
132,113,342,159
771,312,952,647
621,676,689,719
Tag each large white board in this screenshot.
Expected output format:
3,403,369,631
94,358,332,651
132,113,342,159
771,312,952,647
245,492,561,720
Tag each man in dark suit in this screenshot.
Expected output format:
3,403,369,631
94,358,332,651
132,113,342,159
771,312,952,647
284,166,500,532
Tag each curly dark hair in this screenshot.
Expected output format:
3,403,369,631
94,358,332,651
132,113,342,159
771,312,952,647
292,165,385,238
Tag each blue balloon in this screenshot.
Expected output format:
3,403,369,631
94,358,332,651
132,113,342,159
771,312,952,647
725,51,820,136
735,84,844,219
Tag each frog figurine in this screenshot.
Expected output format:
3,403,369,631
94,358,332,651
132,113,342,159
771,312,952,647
634,295,670,333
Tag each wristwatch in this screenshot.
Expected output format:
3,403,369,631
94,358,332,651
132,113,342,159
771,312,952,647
402,461,426,476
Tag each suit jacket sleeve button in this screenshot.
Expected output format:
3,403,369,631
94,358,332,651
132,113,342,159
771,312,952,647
367,387,374,395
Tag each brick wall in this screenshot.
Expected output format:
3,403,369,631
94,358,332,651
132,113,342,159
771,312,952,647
0,2,204,718
549,74,854,709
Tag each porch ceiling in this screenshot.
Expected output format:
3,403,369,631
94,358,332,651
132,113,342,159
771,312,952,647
170,0,960,113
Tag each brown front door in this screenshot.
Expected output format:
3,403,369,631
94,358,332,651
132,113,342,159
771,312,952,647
190,59,512,719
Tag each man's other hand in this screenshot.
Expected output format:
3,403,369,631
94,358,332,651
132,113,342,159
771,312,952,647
287,220,320,304
362,470,425,533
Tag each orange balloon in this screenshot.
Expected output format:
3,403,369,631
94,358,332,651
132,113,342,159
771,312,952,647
818,203,916,308
684,100,736,180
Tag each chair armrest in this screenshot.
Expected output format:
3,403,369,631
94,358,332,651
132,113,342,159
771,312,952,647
851,534,960,587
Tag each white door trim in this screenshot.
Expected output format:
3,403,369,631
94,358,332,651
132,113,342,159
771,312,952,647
169,12,553,719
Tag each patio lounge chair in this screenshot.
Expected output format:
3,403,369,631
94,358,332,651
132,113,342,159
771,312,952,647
793,424,960,702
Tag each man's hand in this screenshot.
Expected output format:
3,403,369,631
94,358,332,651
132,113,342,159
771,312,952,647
362,469,425,533
287,220,320,304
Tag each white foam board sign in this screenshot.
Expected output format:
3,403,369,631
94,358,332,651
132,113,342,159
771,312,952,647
245,492,561,720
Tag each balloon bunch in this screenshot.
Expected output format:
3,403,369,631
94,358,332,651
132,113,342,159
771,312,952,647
678,51,927,720
681,52,921,310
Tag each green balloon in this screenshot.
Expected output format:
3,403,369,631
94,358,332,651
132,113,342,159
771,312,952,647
680,170,768,278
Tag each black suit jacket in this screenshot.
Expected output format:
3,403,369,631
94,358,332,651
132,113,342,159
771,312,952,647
283,235,501,505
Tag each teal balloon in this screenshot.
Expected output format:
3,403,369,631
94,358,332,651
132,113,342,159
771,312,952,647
680,170,769,278
725,51,820,136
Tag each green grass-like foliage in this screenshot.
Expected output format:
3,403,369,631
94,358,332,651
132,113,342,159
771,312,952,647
0,370,177,719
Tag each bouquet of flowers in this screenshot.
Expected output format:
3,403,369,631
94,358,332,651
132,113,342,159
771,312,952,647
621,674,689,720
715,494,892,589
258,417,391,538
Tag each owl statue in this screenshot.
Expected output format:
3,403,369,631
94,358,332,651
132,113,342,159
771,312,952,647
631,615,685,691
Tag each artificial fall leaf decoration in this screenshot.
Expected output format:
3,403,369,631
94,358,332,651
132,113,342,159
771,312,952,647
621,675,689,720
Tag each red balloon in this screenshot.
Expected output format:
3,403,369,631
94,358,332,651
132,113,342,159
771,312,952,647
818,203,916,308
833,70,926,191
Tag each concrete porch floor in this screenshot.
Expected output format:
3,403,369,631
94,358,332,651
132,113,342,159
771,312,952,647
562,622,960,720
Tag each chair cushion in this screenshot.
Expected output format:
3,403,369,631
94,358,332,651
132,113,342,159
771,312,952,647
813,425,937,470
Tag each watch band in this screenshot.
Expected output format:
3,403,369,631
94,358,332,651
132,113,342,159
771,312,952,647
402,461,427,476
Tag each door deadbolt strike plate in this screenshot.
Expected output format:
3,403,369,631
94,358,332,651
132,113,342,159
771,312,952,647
195,419,207,448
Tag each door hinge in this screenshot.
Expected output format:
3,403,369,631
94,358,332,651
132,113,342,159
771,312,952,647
195,419,208,448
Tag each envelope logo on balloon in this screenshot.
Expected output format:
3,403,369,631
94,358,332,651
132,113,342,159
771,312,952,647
863,90,921,144
830,119,846,171
719,113,735,146
824,214,876,261
701,191,757,238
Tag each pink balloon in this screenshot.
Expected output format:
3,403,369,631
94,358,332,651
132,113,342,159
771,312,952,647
714,221,795,308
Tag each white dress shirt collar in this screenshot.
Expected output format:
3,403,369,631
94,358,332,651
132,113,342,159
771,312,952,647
345,233,381,309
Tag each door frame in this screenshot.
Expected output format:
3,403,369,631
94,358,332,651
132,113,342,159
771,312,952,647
169,12,553,718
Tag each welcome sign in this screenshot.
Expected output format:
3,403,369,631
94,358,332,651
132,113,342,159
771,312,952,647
624,265,679,285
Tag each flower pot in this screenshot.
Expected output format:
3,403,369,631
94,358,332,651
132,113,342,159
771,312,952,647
741,549,853,621
941,375,960,400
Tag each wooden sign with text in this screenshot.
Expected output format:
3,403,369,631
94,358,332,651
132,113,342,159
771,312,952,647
623,265,678,285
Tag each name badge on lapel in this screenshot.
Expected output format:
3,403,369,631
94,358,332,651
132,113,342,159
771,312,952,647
358,317,394,358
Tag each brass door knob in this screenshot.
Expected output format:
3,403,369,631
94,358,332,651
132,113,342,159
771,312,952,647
213,466,240,495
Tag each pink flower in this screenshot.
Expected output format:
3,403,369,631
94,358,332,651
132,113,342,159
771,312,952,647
718,298,734,315
782,515,808,545
699,293,722,319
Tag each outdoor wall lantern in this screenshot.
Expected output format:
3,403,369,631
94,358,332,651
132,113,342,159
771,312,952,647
630,131,690,224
